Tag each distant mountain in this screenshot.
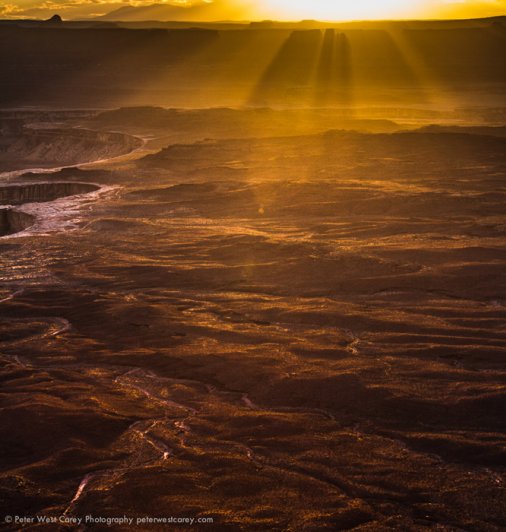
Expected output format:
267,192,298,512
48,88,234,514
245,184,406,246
97,2,241,22
45,14,63,24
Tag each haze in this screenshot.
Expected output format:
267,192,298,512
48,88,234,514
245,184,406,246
0,3,505,530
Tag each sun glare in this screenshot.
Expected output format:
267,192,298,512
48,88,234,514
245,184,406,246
260,0,428,21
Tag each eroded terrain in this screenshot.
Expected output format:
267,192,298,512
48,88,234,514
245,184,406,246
0,108,505,530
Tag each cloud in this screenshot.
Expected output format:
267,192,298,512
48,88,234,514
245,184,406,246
0,0,504,20
0,0,203,19
0,4,22,16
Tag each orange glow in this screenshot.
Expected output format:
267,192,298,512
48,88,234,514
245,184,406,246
254,0,506,21
258,0,427,21
1,0,505,22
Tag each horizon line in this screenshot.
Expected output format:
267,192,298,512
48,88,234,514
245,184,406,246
1,14,505,23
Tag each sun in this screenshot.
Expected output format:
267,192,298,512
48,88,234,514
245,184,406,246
259,0,427,21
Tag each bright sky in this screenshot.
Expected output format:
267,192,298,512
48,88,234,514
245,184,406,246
1,0,505,21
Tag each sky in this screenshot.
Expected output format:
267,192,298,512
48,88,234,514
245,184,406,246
0,0,505,21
